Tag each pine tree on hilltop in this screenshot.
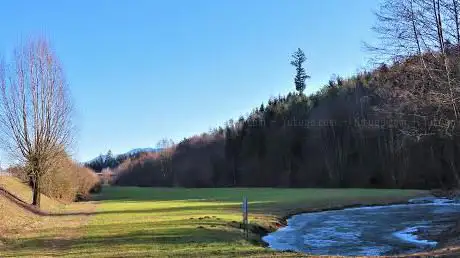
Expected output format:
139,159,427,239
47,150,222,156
290,48,310,94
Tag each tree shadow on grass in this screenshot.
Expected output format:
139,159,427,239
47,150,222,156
47,203,249,216
36,219,233,236
0,186,49,216
47,200,276,217
2,226,251,256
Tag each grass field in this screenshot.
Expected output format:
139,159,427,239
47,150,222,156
0,178,428,257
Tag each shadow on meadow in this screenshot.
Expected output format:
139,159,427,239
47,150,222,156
46,203,248,216
1,222,263,256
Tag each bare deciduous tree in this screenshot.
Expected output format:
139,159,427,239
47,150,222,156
370,0,460,139
0,38,74,207
156,138,175,185
156,138,174,150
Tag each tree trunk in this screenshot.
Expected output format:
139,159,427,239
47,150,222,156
450,140,460,187
32,177,41,207
453,0,460,44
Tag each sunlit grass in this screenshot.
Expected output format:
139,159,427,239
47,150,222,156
1,184,427,257
0,176,64,212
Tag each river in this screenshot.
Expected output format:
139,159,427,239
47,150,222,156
263,197,460,256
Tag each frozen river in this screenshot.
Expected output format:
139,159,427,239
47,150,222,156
263,197,460,256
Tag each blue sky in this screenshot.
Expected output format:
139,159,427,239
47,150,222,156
0,0,380,162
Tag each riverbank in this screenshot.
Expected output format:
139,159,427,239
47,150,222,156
259,192,460,257
401,216,460,257
234,193,432,253
411,191,460,258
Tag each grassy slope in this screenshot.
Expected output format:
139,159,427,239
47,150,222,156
1,185,427,257
0,176,63,211
0,191,39,235
0,176,95,255
0,176,58,235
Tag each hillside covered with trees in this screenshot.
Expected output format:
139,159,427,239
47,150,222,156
114,0,460,190
112,64,455,189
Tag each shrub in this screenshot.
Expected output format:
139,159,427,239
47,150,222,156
41,159,77,202
74,165,102,200
7,165,28,181
11,155,101,203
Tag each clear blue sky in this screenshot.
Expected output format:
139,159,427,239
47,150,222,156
0,0,380,162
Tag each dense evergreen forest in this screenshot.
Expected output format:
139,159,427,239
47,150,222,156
112,0,460,189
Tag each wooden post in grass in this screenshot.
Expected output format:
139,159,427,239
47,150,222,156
242,196,248,239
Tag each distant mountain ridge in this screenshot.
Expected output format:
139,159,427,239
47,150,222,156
84,147,162,172
125,148,161,156
86,147,162,163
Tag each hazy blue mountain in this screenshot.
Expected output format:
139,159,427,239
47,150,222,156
85,147,162,164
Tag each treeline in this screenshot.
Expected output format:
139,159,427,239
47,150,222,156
113,61,459,189
114,0,460,189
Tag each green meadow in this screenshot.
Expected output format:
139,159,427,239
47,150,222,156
0,182,426,257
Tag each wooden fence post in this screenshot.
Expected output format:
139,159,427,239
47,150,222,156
242,196,248,239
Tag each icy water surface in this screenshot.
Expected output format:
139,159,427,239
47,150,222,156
263,197,460,256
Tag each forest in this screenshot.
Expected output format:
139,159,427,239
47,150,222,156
111,0,460,190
